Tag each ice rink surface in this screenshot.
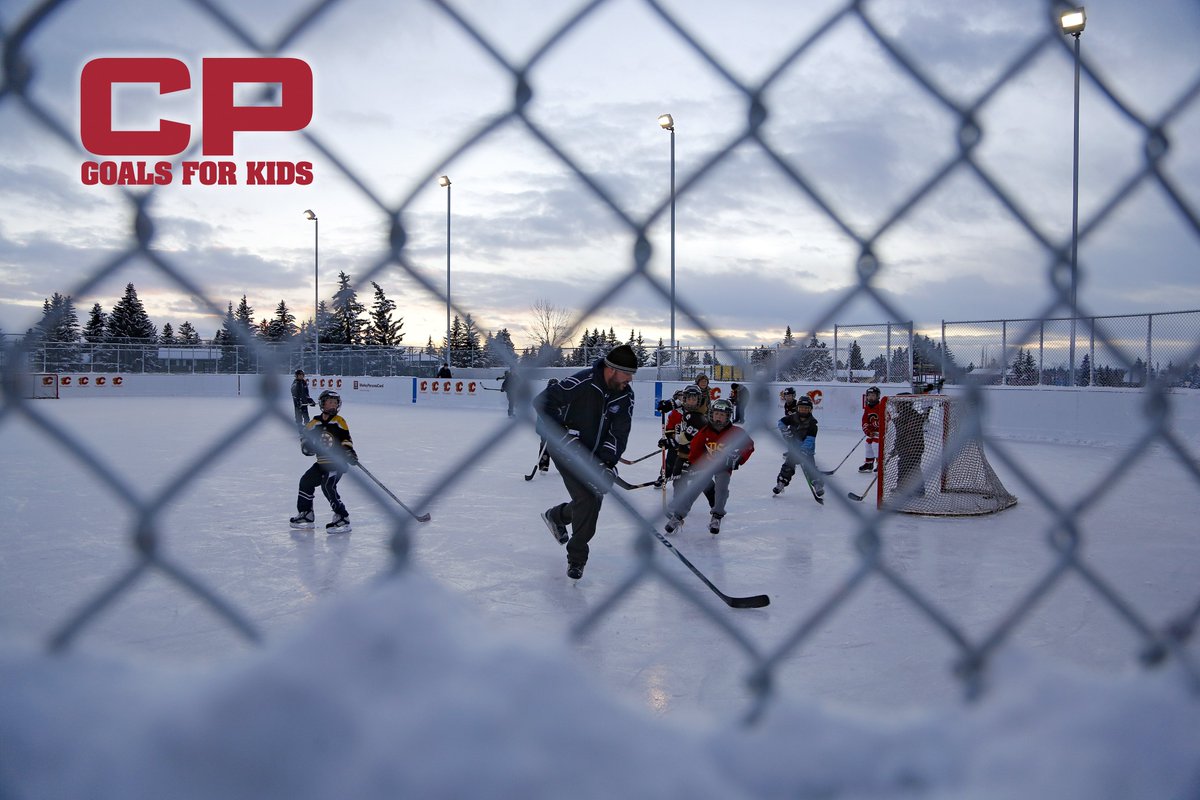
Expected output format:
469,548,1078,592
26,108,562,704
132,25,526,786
2,395,1197,720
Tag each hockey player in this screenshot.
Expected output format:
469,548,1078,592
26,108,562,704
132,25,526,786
534,344,637,580
773,393,823,499
291,369,315,431
290,389,358,533
859,386,885,473
693,373,712,417
779,385,799,416
661,385,707,486
665,399,754,534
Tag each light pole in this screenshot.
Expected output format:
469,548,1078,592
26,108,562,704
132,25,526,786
303,209,319,374
438,175,452,371
658,113,675,370
1060,7,1085,386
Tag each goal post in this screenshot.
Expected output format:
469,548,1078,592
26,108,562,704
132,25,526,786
877,393,1016,515
24,373,60,399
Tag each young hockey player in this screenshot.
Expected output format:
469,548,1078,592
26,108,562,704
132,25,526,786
665,399,754,534
773,393,823,499
661,385,707,487
693,373,712,417
859,386,884,473
290,389,358,533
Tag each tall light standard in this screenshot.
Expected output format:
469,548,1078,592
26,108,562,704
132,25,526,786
658,113,676,368
438,175,452,371
1060,7,1085,386
303,209,319,374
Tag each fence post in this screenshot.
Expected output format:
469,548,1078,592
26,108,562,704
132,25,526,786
1001,320,1008,386
1146,313,1153,387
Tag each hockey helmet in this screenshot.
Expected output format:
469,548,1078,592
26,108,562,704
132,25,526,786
318,389,341,413
796,394,814,409
682,384,704,406
710,398,734,426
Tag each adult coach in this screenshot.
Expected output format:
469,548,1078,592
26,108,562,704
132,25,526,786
535,343,637,580
291,369,315,431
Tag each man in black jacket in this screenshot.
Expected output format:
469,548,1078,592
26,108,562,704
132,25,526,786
534,344,637,580
291,370,315,431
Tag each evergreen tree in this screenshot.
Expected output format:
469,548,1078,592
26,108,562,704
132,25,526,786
39,293,80,343
425,336,437,356
178,321,200,344
328,271,367,345
782,326,795,347
365,282,404,346
797,335,834,381
161,323,175,343
106,283,157,341
265,300,297,342
83,303,107,343
233,295,256,340
849,340,865,371
459,314,484,367
1075,355,1094,386
490,328,517,365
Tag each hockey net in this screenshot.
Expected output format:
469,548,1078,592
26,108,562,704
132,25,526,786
877,394,1016,515
25,373,60,399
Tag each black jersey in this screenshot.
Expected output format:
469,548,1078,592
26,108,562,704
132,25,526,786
304,413,354,465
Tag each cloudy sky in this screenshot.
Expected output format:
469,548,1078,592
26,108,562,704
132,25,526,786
1,0,1197,350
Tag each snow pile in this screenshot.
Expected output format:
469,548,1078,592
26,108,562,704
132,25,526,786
2,573,1197,799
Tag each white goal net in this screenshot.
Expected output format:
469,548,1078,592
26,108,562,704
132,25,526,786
878,393,1016,515
25,373,60,399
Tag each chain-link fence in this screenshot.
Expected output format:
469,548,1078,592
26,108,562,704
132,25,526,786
2,0,1199,746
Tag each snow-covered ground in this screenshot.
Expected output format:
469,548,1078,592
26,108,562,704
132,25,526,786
2,396,1198,798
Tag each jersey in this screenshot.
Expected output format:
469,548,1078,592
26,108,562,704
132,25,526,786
304,413,354,465
672,409,708,462
862,397,885,444
688,424,754,471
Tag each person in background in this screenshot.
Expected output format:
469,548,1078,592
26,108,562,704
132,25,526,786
693,373,712,417
498,370,515,417
436,363,453,378
729,382,745,423
290,390,357,533
534,344,637,581
291,369,315,432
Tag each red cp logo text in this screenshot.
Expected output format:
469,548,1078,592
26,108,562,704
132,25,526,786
80,57,313,156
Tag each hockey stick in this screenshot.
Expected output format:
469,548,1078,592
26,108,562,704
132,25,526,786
357,464,432,522
649,527,770,609
482,386,504,391
848,473,878,502
525,441,548,481
614,474,660,490
820,434,866,475
619,447,662,465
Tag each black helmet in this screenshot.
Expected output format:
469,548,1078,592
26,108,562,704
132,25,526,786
797,395,813,408
318,389,341,412
780,387,796,398
866,385,880,396
682,385,703,404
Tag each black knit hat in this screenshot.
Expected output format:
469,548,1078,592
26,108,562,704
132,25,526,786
603,344,639,374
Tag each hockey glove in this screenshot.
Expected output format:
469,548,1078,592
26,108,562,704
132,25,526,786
301,442,315,457
587,466,615,496
657,437,669,450
345,448,359,466
724,450,741,471
307,399,316,407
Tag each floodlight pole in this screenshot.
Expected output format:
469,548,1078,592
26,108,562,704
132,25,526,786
658,114,676,370
439,175,452,371
1061,8,1086,387
304,209,319,375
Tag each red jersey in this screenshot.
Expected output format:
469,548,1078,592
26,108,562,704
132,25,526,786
688,423,754,471
862,397,886,443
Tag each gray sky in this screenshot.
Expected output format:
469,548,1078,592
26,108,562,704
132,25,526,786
1,0,1198,349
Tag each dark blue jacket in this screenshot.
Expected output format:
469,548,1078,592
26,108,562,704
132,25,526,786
534,359,634,468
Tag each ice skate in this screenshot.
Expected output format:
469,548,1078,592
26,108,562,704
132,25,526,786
542,508,569,545
325,513,351,533
289,510,314,529
709,514,722,535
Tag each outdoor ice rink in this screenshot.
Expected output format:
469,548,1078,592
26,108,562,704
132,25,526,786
4,394,1196,722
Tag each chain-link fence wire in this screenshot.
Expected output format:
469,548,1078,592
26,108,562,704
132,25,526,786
2,0,1200,728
